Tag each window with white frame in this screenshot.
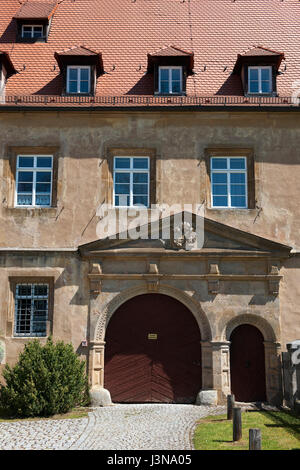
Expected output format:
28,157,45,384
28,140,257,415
114,157,150,207
159,66,182,94
67,66,91,94
211,157,248,208
14,283,49,337
21,25,44,39
248,66,272,94
15,155,53,207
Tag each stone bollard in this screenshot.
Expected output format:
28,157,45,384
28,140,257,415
233,407,242,442
249,428,262,450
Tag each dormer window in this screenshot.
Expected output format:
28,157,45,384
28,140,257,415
159,66,182,94
147,45,194,96
54,46,104,96
248,66,272,94
14,1,58,43
233,46,284,97
22,25,44,39
67,66,91,94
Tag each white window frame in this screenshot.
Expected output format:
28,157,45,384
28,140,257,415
248,66,272,94
211,156,248,209
158,66,183,94
21,24,44,39
67,66,91,94
113,156,150,208
15,155,53,208
14,283,49,338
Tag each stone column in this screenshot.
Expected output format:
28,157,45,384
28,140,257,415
211,341,231,404
89,340,112,406
264,341,283,406
196,340,230,405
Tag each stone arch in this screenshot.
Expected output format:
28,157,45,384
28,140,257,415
222,314,277,343
94,283,212,342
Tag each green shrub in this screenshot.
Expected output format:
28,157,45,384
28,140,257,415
0,338,89,418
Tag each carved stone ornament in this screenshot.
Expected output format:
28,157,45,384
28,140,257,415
162,221,197,251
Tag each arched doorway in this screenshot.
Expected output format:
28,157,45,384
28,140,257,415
230,324,266,402
104,293,202,403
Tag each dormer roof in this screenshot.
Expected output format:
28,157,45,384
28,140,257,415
14,1,58,20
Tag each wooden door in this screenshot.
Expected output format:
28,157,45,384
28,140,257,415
104,294,202,403
230,324,266,402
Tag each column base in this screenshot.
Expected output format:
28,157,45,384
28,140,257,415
90,387,112,407
196,389,218,406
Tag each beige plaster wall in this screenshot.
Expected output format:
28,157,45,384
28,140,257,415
0,110,299,249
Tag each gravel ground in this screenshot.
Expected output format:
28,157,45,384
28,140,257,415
0,404,225,450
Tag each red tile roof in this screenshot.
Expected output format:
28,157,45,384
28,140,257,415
149,45,193,58
0,0,299,106
14,1,58,20
241,46,284,57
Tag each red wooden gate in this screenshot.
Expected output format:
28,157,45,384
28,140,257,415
104,294,202,403
230,324,266,402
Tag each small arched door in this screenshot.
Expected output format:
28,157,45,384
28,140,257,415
230,324,266,402
104,294,202,403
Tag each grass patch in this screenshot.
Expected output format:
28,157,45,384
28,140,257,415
194,410,300,450
0,407,89,423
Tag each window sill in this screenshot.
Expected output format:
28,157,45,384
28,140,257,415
206,207,256,213
3,206,58,218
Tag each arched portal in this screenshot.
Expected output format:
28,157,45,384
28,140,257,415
230,324,266,402
104,293,202,403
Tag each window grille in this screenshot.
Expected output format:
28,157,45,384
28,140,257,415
14,283,48,337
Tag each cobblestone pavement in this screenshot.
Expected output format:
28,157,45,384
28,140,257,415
0,404,225,450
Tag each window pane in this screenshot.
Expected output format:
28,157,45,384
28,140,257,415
36,172,51,183
18,182,33,193
212,184,228,196
133,158,148,169
261,80,271,93
33,27,43,38
160,81,169,93
80,81,89,93
115,173,130,183
115,195,130,206
35,195,50,206
17,285,32,296
115,184,130,194
17,194,32,205
230,173,245,184
249,80,259,93
133,195,148,206
133,184,148,195
18,171,33,182
230,158,246,170
172,81,181,93
18,156,34,168
261,68,270,81
69,68,78,81
249,68,259,80
213,196,228,207
34,285,48,297
115,158,130,169
160,69,169,80
37,157,52,168
230,184,246,196
211,158,227,169
133,173,148,183
80,69,89,80
172,69,181,80
231,196,247,207
68,81,78,93
36,183,51,193
212,173,227,184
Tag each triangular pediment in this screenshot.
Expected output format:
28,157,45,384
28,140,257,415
79,212,291,257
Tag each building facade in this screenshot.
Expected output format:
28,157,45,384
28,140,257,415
0,0,300,406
